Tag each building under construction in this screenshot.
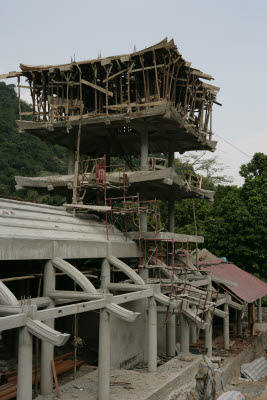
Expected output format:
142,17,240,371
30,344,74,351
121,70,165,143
0,38,266,400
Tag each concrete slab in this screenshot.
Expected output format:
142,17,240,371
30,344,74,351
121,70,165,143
36,355,201,400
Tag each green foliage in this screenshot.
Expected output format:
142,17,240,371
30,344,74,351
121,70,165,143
0,82,67,204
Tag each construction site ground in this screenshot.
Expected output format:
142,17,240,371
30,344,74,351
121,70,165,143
36,355,201,400
36,323,267,400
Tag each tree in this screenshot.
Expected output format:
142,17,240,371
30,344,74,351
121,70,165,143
0,82,67,204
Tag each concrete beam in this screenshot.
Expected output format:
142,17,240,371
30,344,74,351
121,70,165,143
106,303,140,322
26,318,70,346
48,290,103,300
107,283,149,291
51,257,97,293
112,289,153,304
0,313,26,331
107,255,145,285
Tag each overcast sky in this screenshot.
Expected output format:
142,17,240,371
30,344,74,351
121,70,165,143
1,0,266,185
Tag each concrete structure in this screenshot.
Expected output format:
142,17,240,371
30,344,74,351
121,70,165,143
0,38,251,400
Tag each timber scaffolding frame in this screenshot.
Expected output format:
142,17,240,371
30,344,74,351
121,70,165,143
1,38,220,155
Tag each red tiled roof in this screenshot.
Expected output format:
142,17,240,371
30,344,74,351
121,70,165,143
199,258,267,303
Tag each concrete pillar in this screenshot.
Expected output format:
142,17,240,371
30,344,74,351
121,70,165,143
168,193,175,233
40,261,56,396
190,306,197,344
68,148,75,175
205,277,213,357
140,126,148,235
224,300,230,350
98,309,110,400
140,127,149,172
166,313,176,357
168,137,175,169
180,314,190,354
17,305,36,400
237,310,243,337
248,303,252,333
205,312,213,357
101,259,110,290
148,297,157,372
257,298,262,323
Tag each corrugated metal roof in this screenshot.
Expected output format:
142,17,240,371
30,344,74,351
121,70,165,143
241,357,267,381
200,258,267,303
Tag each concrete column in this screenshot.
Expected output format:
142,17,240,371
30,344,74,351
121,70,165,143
237,310,243,337
40,261,56,396
205,277,213,357
224,300,230,350
140,127,149,172
168,137,175,169
140,126,148,236
68,148,75,175
248,303,251,331
257,298,262,323
190,306,197,344
98,309,110,400
101,259,110,290
166,313,176,357
148,297,157,372
168,193,175,234
180,314,190,353
17,305,36,400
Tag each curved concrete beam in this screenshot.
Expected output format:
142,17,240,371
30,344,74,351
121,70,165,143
107,256,145,285
154,293,181,308
26,318,70,346
51,257,97,293
52,258,139,323
106,304,140,322
0,281,19,306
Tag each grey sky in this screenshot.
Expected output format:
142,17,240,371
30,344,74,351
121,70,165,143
1,0,266,185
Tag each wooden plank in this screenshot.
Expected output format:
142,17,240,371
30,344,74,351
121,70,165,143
81,79,113,97
51,360,61,399
104,99,166,110
103,67,128,83
131,63,164,74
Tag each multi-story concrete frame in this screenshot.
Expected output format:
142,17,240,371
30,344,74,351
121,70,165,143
0,39,243,400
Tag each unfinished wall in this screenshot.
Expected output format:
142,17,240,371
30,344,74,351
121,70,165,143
110,299,147,369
